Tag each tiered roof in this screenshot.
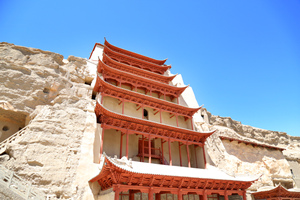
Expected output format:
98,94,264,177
94,77,201,118
104,44,170,74
90,155,258,191
102,53,176,84
98,60,187,99
252,185,300,199
104,39,168,65
95,103,214,145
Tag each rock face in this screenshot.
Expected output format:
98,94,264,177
201,108,300,190
0,42,98,199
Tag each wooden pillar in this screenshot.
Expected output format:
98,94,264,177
126,130,129,159
242,191,246,200
129,190,134,200
148,135,152,163
224,191,228,200
120,133,123,158
168,139,172,166
149,188,154,200
161,138,164,164
100,128,104,159
194,145,198,168
203,190,207,200
178,190,182,200
142,135,145,162
190,118,194,130
202,145,207,169
186,142,191,168
114,187,120,200
179,142,182,166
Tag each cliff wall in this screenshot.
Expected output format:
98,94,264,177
201,108,300,190
0,42,98,199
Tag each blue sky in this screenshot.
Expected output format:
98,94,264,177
1,1,299,136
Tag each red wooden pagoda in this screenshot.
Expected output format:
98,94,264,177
252,185,300,200
89,39,258,200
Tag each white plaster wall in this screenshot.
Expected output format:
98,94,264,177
90,45,104,61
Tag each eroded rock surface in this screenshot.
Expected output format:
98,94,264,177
201,108,300,190
0,42,98,199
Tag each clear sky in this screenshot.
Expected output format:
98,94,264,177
1,1,299,136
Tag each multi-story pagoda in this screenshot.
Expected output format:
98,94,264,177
89,39,258,200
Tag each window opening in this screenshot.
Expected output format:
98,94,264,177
143,109,149,120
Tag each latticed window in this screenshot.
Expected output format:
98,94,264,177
183,194,200,200
207,194,219,200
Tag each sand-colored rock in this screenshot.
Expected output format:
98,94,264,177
202,108,300,190
0,42,98,199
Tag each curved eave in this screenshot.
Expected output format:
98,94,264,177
252,185,300,198
98,59,187,97
95,103,215,142
103,53,176,83
105,38,167,65
104,45,171,74
93,76,201,117
89,42,104,59
90,156,257,191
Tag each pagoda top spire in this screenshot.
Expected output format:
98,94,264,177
105,38,168,65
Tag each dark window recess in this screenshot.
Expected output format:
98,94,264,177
143,109,149,120
43,88,50,93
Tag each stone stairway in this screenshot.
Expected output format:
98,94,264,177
0,165,46,200
0,126,28,155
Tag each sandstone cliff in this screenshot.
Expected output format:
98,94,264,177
201,108,300,190
0,42,98,199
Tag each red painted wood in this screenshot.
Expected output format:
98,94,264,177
168,139,172,166
186,143,191,168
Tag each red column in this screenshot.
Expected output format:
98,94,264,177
149,188,154,200
190,118,194,130
186,142,191,168
120,133,123,158
126,130,129,159
242,191,247,200
176,115,179,127
178,190,182,200
203,191,207,200
114,187,120,200
177,97,179,104
148,135,152,163
168,139,172,166
142,136,145,162
224,191,228,200
179,142,182,166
